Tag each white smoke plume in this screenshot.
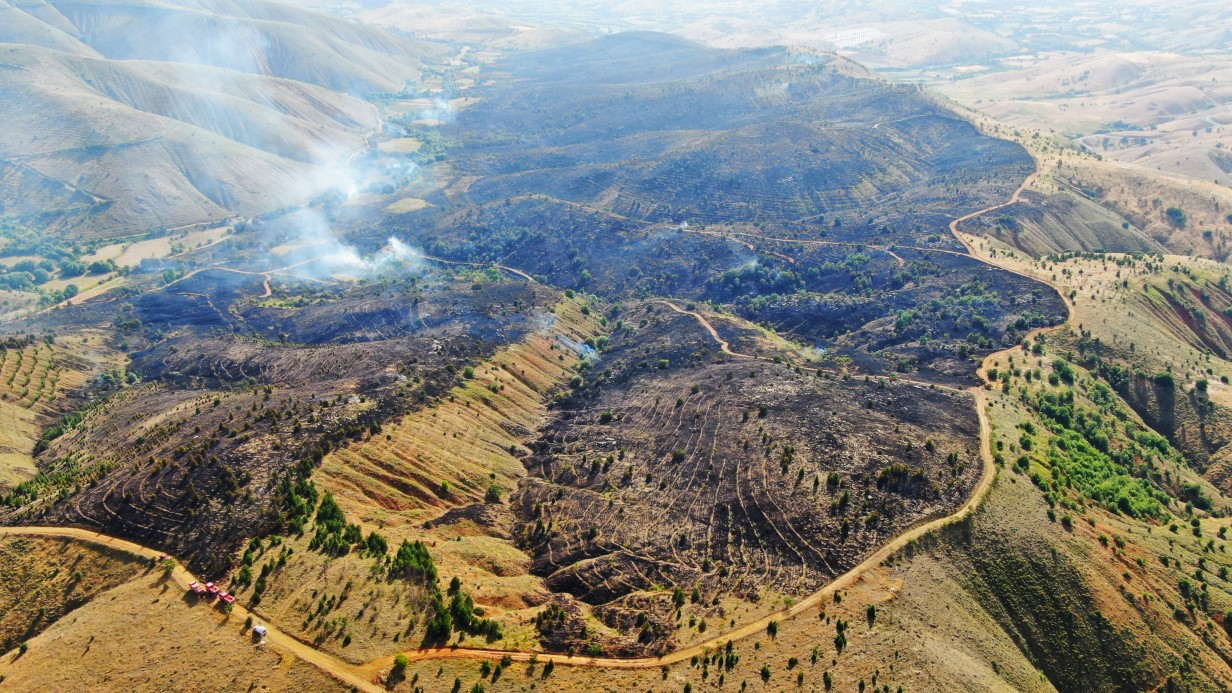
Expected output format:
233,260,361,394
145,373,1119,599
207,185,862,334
276,209,426,279
558,336,599,361
417,96,455,124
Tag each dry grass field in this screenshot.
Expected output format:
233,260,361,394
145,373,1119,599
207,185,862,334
377,139,424,154
940,52,1232,185
84,227,232,268
958,232,1232,399
0,535,146,654
383,198,431,215
0,555,346,692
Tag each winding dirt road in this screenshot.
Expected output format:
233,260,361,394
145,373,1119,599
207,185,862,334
1,144,1072,689
949,165,1038,254
359,386,998,675
652,299,754,359
0,525,385,693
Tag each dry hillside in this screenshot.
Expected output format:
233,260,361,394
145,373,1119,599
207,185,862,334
0,0,448,237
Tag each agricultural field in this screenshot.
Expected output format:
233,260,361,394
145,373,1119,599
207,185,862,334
384,198,431,215
83,227,233,268
377,138,424,154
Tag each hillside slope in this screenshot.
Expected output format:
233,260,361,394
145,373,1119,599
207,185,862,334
0,0,447,237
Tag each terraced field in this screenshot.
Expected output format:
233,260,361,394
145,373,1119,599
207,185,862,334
8,28,1176,688
319,295,605,528
0,336,108,489
1,272,572,577
224,295,608,663
511,303,982,653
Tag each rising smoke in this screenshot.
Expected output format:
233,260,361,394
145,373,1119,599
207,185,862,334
278,209,427,278
145,1,432,279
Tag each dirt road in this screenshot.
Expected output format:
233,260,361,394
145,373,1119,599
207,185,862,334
361,385,999,673
0,525,385,693
652,299,754,359
361,146,1068,674
949,162,1038,254
420,254,536,283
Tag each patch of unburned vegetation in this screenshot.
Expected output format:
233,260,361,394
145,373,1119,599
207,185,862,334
383,197,431,215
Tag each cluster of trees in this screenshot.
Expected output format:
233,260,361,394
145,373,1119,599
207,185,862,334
1014,360,1174,521
233,537,291,605
288,484,506,645
390,539,436,583
308,492,390,560
422,571,502,642
308,492,362,555
0,219,117,293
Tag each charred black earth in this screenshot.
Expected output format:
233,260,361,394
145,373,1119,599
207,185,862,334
389,32,1065,384
2,32,1062,654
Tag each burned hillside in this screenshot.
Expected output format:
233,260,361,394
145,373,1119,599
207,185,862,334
1,271,566,577
512,303,981,653
384,34,1064,383
0,28,1073,669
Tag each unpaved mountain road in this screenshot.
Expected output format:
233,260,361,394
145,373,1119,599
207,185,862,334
652,299,754,359
0,525,385,692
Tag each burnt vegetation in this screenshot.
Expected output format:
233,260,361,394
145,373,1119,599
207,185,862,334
398,33,1064,384
2,32,1066,654
513,304,981,654
1,266,565,577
